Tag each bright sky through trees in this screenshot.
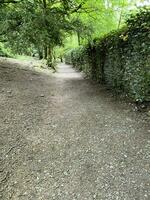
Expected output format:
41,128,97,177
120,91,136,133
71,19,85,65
0,0,149,60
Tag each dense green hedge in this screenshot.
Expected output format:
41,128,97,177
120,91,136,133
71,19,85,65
65,9,150,102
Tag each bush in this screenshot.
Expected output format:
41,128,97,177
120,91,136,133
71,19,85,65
65,8,150,102
0,43,12,57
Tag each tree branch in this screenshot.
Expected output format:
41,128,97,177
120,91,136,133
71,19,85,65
0,0,19,4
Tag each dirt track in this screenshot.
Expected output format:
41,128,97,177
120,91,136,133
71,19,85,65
0,58,150,200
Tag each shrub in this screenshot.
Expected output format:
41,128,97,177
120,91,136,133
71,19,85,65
65,8,150,102
0,43,12,57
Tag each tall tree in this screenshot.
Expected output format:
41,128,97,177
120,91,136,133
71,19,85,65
0,0,85,63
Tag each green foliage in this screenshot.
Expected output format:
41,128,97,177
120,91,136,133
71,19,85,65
63,0,147,50
1,0,147,57
0,0,86,58
0,43,12,57
66,8,150,102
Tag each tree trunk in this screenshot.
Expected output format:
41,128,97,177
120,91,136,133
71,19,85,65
118,5,123,29
43,0,47,8
38,49,43,60
47,46,52,67
44,46,47,59
77,31,81,46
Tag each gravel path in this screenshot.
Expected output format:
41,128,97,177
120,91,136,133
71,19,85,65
0,58,150,200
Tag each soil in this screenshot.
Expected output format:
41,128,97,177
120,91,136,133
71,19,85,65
0,57,150,200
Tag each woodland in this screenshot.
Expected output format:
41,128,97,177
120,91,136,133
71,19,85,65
0,0,150,102
0,1,150,199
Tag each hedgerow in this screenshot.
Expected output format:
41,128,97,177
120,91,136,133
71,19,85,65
65,8,150,102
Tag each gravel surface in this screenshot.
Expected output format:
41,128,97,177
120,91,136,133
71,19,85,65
0,58,150,200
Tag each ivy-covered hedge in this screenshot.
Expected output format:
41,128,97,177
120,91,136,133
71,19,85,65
65,9,150,102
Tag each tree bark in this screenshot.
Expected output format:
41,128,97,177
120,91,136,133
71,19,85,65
38,48,43,60
43,46,47,59
77,31,81,46
47,46,52,67
43,0,47,8
118,9,123,29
